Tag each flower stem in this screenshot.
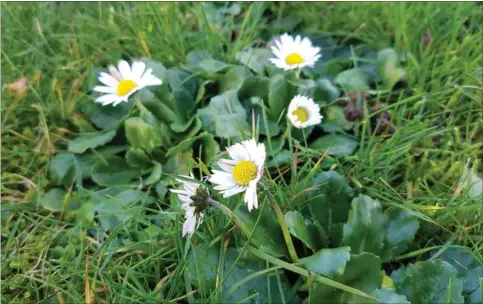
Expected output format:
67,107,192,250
261,183,299,262
247,246,378,302
206,198,251,237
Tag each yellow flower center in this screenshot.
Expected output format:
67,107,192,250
232,160,258,186
292,107,309,123
285,53,304,65
116,80,137,96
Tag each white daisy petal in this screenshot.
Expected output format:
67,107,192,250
93,85,116,94
286,95,322,128
131,61,146,80
98,72,119,87
95,94,120,105
118,60,132,79
269,34,321,71
209,138,266,212
170,173,207,237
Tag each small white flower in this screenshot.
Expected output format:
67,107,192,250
93,60,162,106
209,139,265,212
287,95,323,128
170,174,205,237
269,33,321,71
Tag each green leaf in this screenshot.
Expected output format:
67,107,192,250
186,50,213,66
40,188,67,212
381,209,420,261
141,58,168,82
125,147,151,168
321,105,354,133
310,252,382,303
219,66,252,93
70,112,97,133
392,260,464,304
124,117,163,153
91,156,142,186
168,68,198,118
267,150,291,168
222,248,295,303
199,59,231,74
68,130,117,154
239,76,269,100
306,171,354,234
299,247,351,277
166,132,219,164
437,247,482,276
334,68,369,92
376,48,406,89
49,152,76,185
235,204,287,258
268,74,296,121
144,162,162,185
136,89,180,125
310,133,358,157
197,90,251,139
372,288,410,304
247,101,280,136
163,149,193,175
284,210,322,251
186,244,220,296
82,99,133,130
343,195,387,255
314,78,340,102
235,48,271,74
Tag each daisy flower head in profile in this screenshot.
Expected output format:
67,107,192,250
93,60,162,106
269,33,321,71
170,173,209,237
287,95,323,129
209,139,266,212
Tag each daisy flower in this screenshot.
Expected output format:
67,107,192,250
93,60,162,106
287,95,323,128
269,33,321,71
170,174,206,237
209,139,266,212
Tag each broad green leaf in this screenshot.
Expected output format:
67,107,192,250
199,59,231,74
222,248,296,303
343,195,387,255
186,50,213,66
321,105,354,133
235,204,287,258
186,244,220,296
144,162,162,185
82,99,133,130
310,133,358,157
437,247,482,276
40,188,67,212
136,89,180,125
310,252,382,303
392,260,464,304
334,68,369,92
141,58,168,82
70,111,96,133
166,132,219,164
381,209,420,261
306,171,354,233
235,47,271,75
125,147,151,168
284,210,322,251
314,78,340,102
168,68,198,118
49,152,76,185
268,74,296,121
124,117,163,153
267,150,291,168
197,90,251,139
170,115,196,133
68,130,117,154
219,66,252,92
163,149,193,175
376,48,406,89
372,288,410,304
238,76,270,100
91,156,142,186
299,247,351,277
247,101,280,136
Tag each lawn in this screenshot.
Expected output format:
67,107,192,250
1,2,482,304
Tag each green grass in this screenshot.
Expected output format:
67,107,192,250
1,2,482,303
